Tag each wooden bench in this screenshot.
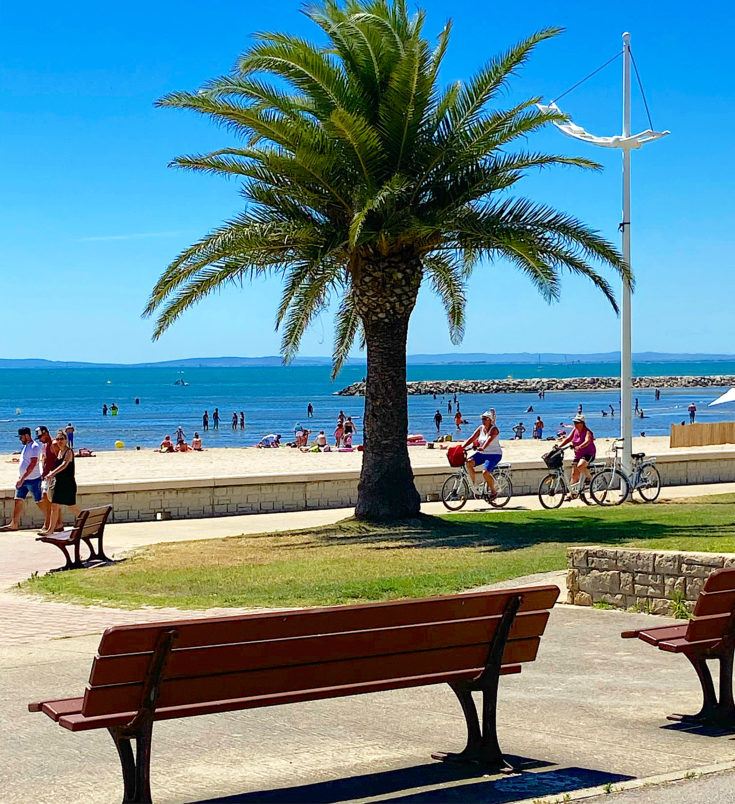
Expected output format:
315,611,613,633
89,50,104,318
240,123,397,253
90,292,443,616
29,585,557,803
36,505,113,570
622,566,735,727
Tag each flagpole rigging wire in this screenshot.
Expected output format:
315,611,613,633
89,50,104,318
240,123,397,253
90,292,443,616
629,48,655,130
550,50,623,104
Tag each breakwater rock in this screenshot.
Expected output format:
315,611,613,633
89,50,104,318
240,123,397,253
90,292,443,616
336,375,735,397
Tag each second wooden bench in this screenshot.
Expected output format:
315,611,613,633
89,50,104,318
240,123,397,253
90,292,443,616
30,584,558,803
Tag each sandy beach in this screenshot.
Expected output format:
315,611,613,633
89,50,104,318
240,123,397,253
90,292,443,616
3,436,731,488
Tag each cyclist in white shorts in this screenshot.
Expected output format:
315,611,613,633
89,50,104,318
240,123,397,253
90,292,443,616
462,411,502,500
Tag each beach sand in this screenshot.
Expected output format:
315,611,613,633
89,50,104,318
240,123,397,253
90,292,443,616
2,436,729,487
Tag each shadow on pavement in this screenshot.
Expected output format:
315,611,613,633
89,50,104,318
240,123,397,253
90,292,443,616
193,760,633,804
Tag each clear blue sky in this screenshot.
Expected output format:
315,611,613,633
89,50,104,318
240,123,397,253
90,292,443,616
3,0,733,363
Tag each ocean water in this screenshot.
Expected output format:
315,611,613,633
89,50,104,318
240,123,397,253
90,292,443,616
0,360,734,453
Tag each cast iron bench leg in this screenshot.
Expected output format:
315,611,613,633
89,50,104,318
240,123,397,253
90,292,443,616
432,595,521,771
109,723,153,804
716,647,735,724
669,654,719,724
107,629,177,803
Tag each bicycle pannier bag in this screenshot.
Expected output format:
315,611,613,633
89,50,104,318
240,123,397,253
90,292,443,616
447,445,466,467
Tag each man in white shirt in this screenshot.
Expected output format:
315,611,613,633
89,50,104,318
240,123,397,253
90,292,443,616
1,427,49,531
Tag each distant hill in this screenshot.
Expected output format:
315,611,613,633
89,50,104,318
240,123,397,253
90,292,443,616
0,352,734,369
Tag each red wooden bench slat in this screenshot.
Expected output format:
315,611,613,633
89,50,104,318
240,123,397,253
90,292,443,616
89,610,550,687
82,637,540,717
693,589,735,617
657,636,720,653
620,624,687,645
685,613,733,643
60,665,526,732
97,586,559,656
701,567,735,594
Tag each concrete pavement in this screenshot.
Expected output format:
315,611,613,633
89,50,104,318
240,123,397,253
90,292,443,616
2,482,735,802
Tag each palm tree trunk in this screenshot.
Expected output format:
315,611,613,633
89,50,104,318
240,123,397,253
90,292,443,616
353,253,422,522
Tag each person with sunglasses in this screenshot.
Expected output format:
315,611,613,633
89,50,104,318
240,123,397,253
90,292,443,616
42,430,81,536
1,427,48,531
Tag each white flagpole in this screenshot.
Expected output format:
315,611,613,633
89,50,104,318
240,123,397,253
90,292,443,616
621,32,633,476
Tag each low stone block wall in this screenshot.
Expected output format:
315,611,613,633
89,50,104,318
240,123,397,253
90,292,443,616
2,448,735,526
567,546,735,615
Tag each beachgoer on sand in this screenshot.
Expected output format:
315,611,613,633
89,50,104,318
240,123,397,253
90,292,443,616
343,416,356,437
191,433,203,451
257,434,281,448
334,421,344,447
513,422,526,439
533,416,544,439
316,431,327,448
462,411,501,500
1,428,47,531
160,436,174,453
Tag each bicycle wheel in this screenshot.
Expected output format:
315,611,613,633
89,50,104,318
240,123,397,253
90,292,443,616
490,473,512,508
441,474,469,511
636,464,661,502
590,469,629,506
538,473,565,509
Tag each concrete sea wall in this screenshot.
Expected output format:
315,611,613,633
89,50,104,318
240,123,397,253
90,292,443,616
3,448,735,526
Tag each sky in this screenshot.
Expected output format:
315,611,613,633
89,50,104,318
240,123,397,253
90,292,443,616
3,0,734,364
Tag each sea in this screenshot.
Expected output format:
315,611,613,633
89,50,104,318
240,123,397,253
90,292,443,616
1,360,734,453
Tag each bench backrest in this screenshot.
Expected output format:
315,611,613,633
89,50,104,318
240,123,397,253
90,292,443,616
71,506,112,540
685,567,735,643
80,586,557,718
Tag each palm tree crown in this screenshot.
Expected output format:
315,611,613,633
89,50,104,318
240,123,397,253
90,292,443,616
145,0,629,521
145,0,627,374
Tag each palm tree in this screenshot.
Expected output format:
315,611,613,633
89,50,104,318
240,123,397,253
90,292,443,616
144,0,629,522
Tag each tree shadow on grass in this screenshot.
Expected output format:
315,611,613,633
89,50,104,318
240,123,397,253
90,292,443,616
299,512,735,555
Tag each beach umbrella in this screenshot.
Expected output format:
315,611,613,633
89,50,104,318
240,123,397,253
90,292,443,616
709,388,735,406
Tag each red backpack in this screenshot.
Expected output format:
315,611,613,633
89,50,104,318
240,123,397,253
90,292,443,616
447,444,466,467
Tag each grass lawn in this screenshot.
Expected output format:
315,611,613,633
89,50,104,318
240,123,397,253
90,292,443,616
22,494,735,609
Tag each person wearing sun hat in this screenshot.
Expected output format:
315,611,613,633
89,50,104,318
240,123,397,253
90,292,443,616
558,413,596,497
462,410,502,500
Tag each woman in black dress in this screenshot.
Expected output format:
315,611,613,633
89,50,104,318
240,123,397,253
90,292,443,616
43,430,81,535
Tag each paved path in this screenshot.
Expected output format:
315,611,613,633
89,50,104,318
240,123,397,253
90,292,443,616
2,482,733,645
4,483,735,802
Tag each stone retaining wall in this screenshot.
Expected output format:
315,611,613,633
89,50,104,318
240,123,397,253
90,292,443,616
567,546,735,615
2,448,735,526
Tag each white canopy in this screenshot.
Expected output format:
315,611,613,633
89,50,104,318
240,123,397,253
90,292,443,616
537,102,670,150
709,388,735,406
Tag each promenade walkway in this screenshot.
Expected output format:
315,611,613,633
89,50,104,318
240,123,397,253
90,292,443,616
3,483,735,802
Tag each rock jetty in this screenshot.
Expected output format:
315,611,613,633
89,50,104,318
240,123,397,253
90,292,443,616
336,375,735,396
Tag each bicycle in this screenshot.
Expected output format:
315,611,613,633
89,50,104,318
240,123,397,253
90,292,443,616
538,445,612,509
601,438,661,503
441,451,513,510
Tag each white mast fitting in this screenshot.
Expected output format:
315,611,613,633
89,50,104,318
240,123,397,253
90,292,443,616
538,32,669,475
